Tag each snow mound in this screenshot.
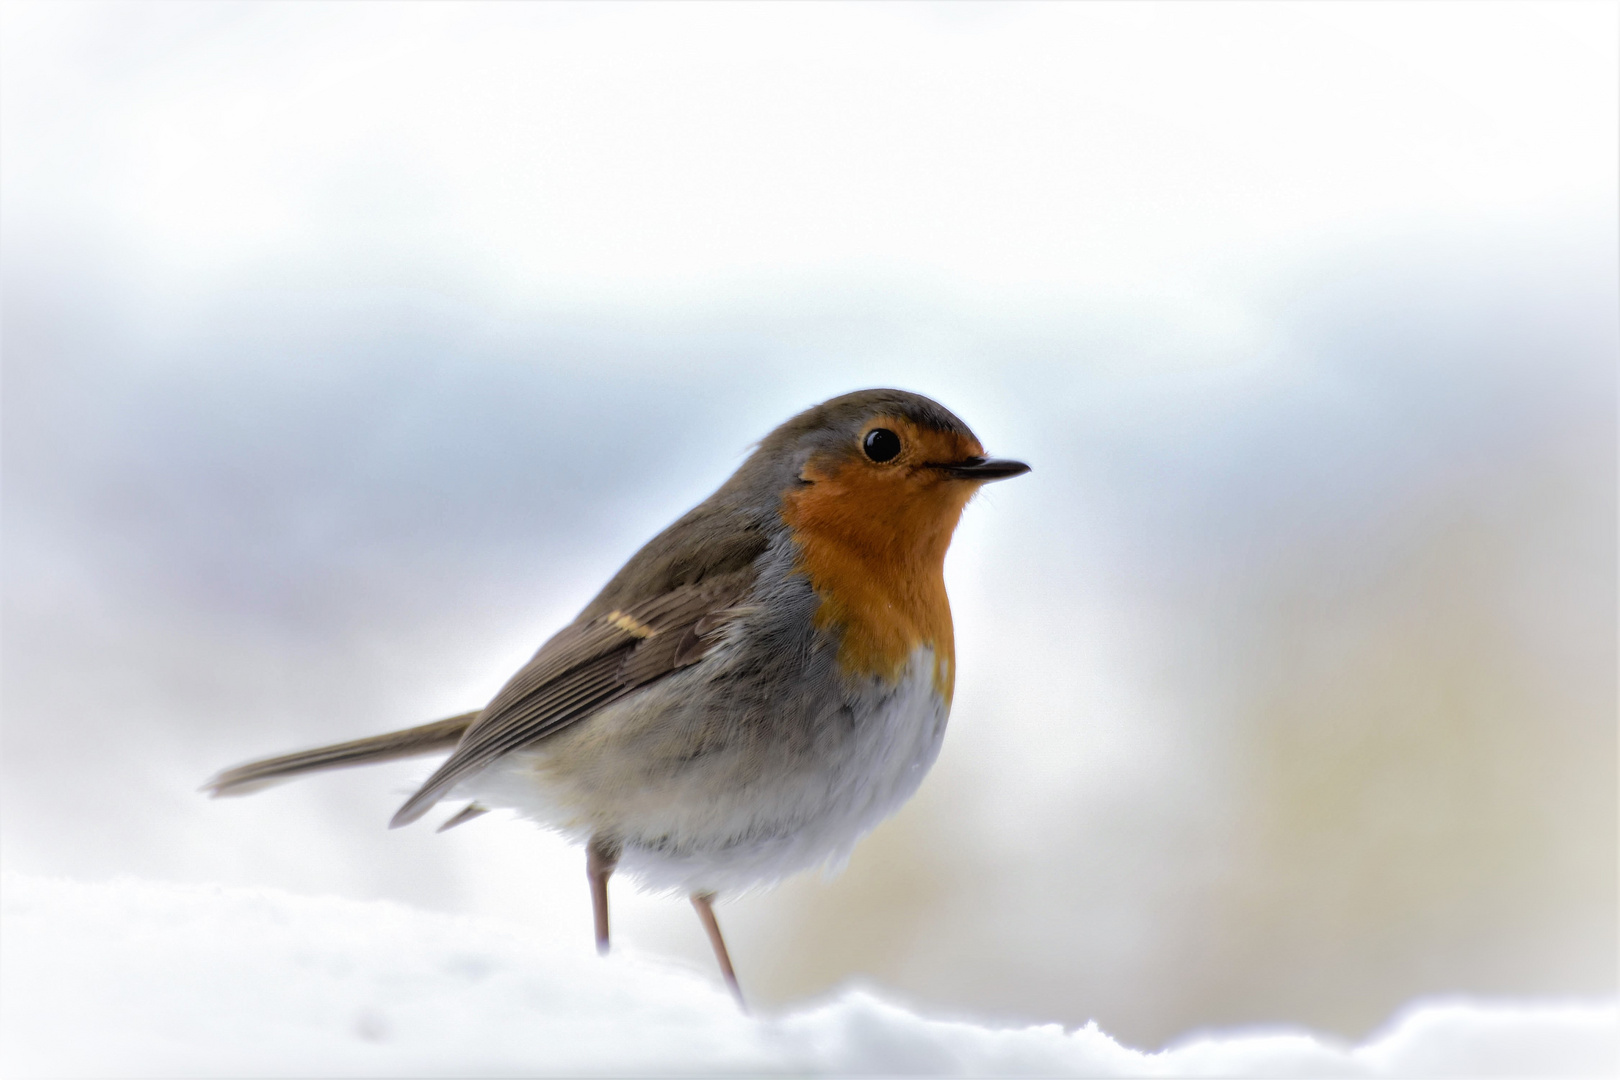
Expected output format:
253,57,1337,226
1,875,1613,1077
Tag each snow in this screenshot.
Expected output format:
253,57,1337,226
1,875,1613,1078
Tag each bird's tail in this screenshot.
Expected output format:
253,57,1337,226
201,711,479,797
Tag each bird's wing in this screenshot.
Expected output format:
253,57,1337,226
389,567,757,827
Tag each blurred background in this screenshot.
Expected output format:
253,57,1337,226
2,0,1614,1050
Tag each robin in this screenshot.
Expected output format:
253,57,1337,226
204,388,1029,1006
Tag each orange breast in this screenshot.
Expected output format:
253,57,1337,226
779,423,981,701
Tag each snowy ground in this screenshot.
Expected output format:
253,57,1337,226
1,876,1612,1077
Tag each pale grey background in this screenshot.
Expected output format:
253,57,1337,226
3,1,1614,1048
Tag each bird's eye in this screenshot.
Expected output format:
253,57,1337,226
863,428,902,463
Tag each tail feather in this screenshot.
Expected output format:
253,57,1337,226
202,711,479,797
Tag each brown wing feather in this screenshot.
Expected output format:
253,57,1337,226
388,568,756,828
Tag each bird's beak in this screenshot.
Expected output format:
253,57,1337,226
937,456,1031,482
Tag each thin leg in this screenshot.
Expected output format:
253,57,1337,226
691,891,746,1011
587,835,620,956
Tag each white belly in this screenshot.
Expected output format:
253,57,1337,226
463,647,951,895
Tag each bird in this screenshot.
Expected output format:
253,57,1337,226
203,388,1029,1006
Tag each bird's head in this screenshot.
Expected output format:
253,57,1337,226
736,388,1029,690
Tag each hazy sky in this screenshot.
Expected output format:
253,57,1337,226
3,1,1614,1047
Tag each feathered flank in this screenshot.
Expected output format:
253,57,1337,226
389,569,758,829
